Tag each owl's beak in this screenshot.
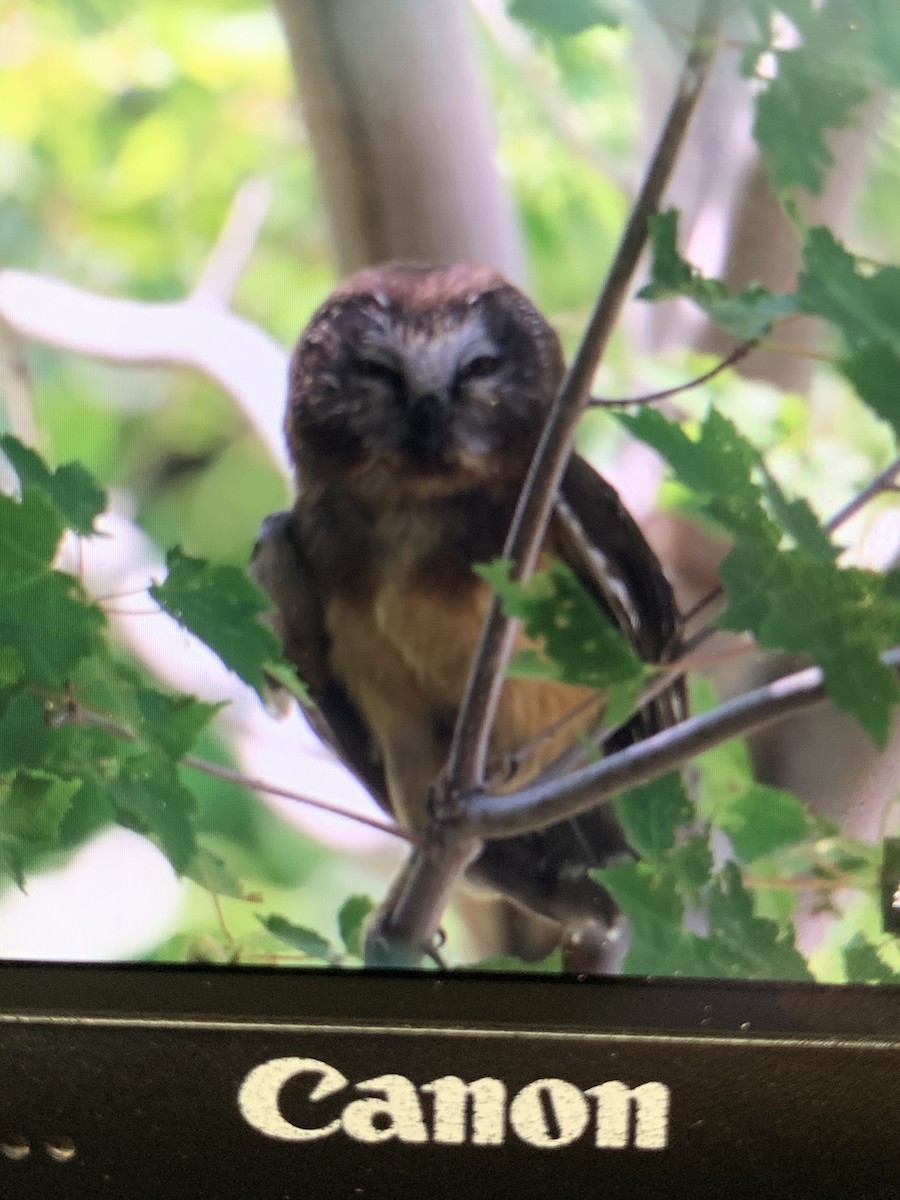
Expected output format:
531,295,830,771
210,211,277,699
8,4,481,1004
403,389,453,467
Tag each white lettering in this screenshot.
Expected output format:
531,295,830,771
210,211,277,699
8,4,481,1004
342,1074,429,1144
585,1081,671,1150
508,1079,589,1149
421,1076,507,1146
237,1057,672,1151
237,1057,347,1142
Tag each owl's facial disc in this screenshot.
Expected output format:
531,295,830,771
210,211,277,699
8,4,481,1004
288,265,564,501
346,317,511,487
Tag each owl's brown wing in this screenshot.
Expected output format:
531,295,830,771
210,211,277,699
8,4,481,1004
250,511,389,808
557,452,687,744
475,454,686,933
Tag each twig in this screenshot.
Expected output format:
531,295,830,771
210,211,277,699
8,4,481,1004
465,647,900,840
442,0,725,796
589,338,758,408
825,454,900,535
42,690,417,845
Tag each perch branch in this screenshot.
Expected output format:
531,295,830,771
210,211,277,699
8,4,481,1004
465,647,900,840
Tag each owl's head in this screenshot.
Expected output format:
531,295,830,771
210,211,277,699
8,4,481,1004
286,262,564,500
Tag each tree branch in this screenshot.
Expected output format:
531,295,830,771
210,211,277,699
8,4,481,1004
442,0,725,795
464,647,900,840
589,337,758,408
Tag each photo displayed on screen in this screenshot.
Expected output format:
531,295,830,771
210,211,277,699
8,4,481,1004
0,0,897,985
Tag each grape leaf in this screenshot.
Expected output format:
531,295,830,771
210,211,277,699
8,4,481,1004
338,893,374,958
640,211,798,338
0,435,106,536
614,772,693,863
149,548,286,697
715,783,813,862
259,914,334,961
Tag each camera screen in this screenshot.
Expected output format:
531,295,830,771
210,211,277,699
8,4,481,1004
1,0,898,987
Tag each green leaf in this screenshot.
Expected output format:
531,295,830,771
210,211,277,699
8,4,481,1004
708,863,813,981
0,435,106,536
338,893,374,958
753,49,868,194
843,933,900,984
134,688,224,760
614,772,693,863
0,840,25,890
0,487,66,587
620,406,778,548
0,570,105,684
0,769,80,843
716,783,813,862
507,0,623,37
798,227,900,356
839,343,900,440
640,211,798,338
476,559,650,691
758,467,838,560
184,846,245,899
149,548,286,697
262,660,310,705
625,408,899,746
114,756,198,874
0,647,23,688
593,860,684,969
719,549,900,747
670,836,714,896
259,914,334,961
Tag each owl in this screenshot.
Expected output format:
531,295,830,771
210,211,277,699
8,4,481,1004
252,262,685,969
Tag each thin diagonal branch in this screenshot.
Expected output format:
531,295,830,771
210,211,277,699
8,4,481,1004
589,338,758,408
465,647,900,840
442,0,726,795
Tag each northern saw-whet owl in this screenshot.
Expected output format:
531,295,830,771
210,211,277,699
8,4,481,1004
251,262,685,970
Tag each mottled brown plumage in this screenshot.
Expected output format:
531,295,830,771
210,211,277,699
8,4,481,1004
252,262,684,966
